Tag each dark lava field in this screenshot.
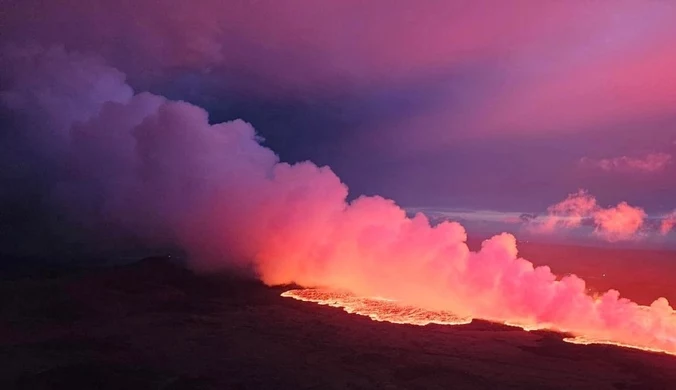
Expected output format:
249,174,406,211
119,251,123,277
2,257,676,389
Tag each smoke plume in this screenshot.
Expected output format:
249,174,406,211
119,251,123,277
1,45,675,354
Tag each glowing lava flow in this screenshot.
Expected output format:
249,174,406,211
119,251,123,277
282,288,676,357
281,288,472,326
562,336,676,356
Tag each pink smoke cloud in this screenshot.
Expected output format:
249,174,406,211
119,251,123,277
534,190,646,241
580,153,672,173
3,45,676,356
661,211,676,235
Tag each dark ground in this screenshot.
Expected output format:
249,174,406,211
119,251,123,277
2,257,676,390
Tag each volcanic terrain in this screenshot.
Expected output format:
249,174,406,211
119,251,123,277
2,252,676,389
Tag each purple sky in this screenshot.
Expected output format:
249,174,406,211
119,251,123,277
2,0,676,252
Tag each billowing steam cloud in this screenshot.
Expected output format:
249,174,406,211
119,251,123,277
533,190,646,242
2,45,676,354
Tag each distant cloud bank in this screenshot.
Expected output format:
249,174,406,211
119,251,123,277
580,153,672,173
410,189,675,244
662,211,676,235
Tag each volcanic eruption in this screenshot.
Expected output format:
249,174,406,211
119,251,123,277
1,43,675,360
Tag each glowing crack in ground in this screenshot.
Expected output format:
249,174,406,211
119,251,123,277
282,288,676,357
281,288,472,326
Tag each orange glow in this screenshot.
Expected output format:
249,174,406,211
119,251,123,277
562,336,676,356
282,288,676,357
281,288,472,326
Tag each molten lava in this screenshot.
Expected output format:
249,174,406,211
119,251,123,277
282,288,676,357
281,288,472,326
562,336,676,356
